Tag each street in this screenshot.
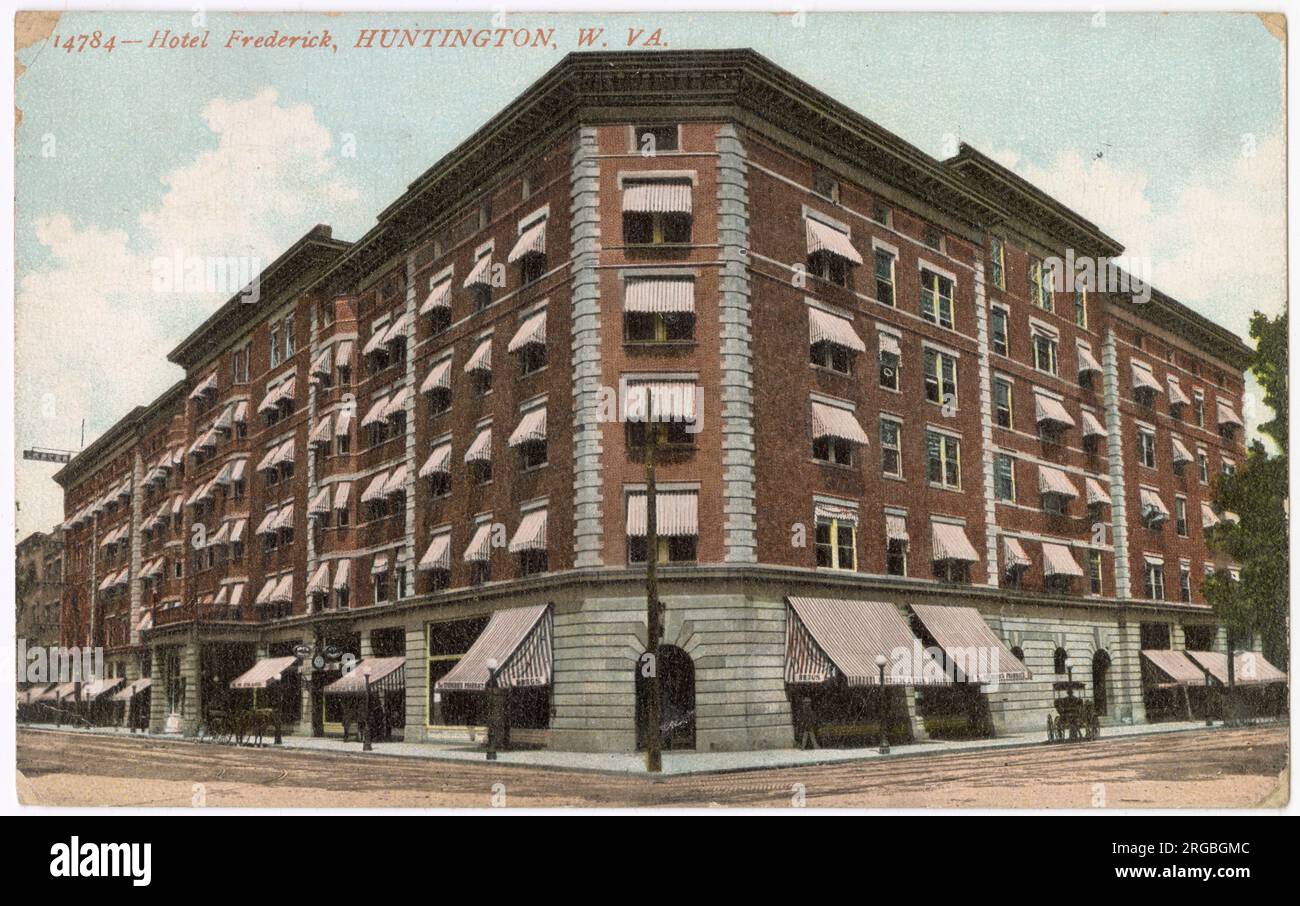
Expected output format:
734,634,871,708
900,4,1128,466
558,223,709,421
16,725,1287,809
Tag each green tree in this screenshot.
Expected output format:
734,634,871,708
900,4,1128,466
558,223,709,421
1204,311,1288,673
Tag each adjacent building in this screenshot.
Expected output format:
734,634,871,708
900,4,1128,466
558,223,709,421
52,50,1262,752
17,527,64,653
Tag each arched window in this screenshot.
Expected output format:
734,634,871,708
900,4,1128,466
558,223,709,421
1010,646,1025,664
1053,647,1069,675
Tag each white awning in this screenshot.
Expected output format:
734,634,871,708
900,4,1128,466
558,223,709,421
1034,392,1075,427
307,562,331,597
383,465,409,497
931,521,979,562
419,534,451,572
310,347,332,379
208,521,231,547
1170,435,1194,464
1132,362,1163,394
1201,502,1220,528
1003,537,1032,570
335,340,354,368
624,277,695,314
382,311,413,346
808,307,866,353
360,395,389,427
1167,376,1191,406
1140,488,1170,520
464,427,492,464
885,513,909,542
508,408,548,447
308,487,331,515
270,574,294,604
1085,477,1110,507
622,180,692,214
333,483,351,511
463,523,494,562
464,338,492,373
463,252,494,288
255,509,279,536
1038,465,1079,499
1042,542,1084,578
1076,343,1102,375
362,323,389,356
420,443,453,478
229,518,246,544
810,402,870,445
233,400,248,425
335,410,352,436
624,381,696,423
804,217,863,265
270,438,295,467
254,578,277,605
189,373,217,400
381,386,411,421
420,279,452,315
332,559,351,590
213,404,235,431
420,358,452,394
361,472,389,503
309,415,333,447
507,311,547,352
508,509,548,552
1080,409,1107,439
626,491,698,537
272,504,295,532
1216,400,1244,428
507,218,547,262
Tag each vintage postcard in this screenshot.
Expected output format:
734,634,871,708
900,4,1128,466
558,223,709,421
7,5,1292,832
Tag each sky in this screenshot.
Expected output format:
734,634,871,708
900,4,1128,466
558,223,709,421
12,9,1286,538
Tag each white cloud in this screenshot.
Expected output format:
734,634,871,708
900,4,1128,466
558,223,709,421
15,89,362,537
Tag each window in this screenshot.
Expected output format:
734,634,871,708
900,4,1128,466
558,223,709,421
926,430,961,490
993,378,1013,429
919,269,954,329
809,246,850,286
1197,451,1210,484
634,124,678,154
520,251,547,286
813,434,853,467
1179,564,1192,603
1144,561,1165,600
815,516,856,570
886,538,907,577
873,249,895,306
1175,497,1188,536
519,343,547,376
1053,648,1069,675
990,306,1009,356
812,171,839,202
933,558,970,584
810,339,852,374
1029,258,1053,311
374,571,389,604
1221,459,1236,477
520,437,548,470
269,325,281,368
1032,332,1059,375
923,348,957,408
872,202,892,227
283,317,296,358
879,347,900,391
1138,428,1156,469
628,419,693,450
1193,391,1205,427
989,237,1005,290
519,549,548,577
623,181,692,245
994,454,1016,502
1088,550,1104,595
337,432,351,456
923,227,944,251
880,419,902,478
1074,285,1087,329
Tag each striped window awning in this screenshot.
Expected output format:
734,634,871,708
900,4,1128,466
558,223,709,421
880,331,902,358
207,522,231,547
814,501,857,526
1132,362,1163,394
189,373,217,400
463,522,494,563
808,307,866,353
307,562,331,597
435,604,553,692
1038,465,1079,499
626,491,698,537
382,312,413,346
381,386,412,421
229,518,246,544
464,427,492,464
1076,343,1102,375
1167,376,1192,407
1140,488,1170,520
421,358,452,394
324,657,407,697
383,465,409,497
785,596,948,686
1003,537,1032,570
508,509,548,552
507,218,547,262
361,395,389,427
1186,650,1287,687
254,578,277,605
464,338,492,373
255,510,279,536
1034,392,1075,427
624,380,696,424
272,504,295,532
1201,502,1220,528
910,604,1031,683
335,340,354,368
1085,477,1110,507
255,445,279,473
362,322,390,356
931,521,979,563
1080,409,1107,439
420,443,453,478
361,472,389,503
1042,542,1084,578
233,401,249,426
335,409,353,436
419,534,451,572
463,252,494,288
624,277,695,314
310,347,333,380
309,415,333,447
270,574,294,604
230,656,299,690
622,180,692,214
508,408,548,447
308,487,331,515
1170,435,1194,465
271,439,295,467
811,401,870,445
1216,400,1244,428
332,559,351,591
214,404,236,432
421,279,452,315
804,217,863,265
507,310,547,352
885,513,909,543
333,483,351,511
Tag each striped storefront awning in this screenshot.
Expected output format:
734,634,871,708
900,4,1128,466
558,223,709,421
435,604,553,692
230,656,299,690
626,491,698,537
804,217,863,265
1142,650,1209,688
785,597,948,686
111,677,152,702
810,401,870,445
622,180,692,214
624,277,695,314
1186,651,1287,686
80,677,125,702
910,604,1031,683
808,307,866,353
324,657,406,696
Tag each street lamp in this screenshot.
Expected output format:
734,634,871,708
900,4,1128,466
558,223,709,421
361,663,373,752
485,658,500,761
875,654,890,755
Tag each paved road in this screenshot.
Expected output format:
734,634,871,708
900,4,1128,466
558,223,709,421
17,725,1287,809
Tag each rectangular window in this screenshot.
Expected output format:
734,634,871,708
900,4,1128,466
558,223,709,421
994,453,1015,502
1074,286,1087,329
1032,332,1059,375
879,349,900,391
812,171,839,202
1175,497,1188,536
880,418,902,478
923,348,958,408
993,378,1013,429
634,124,678,153
923,227,944,252
269,327,281,369
926,430,961,490
813,435,853,467
815,518,856,571
886,538,908,577
374,572,389,604
1179,564,1192,603
1088,550,1104,595
284,317,296,358
1029,258,1053,311
1198,451,1210,483
1138,429,1156,468
989,237,1005,290
1145,562,1165,600
1193,391,1206,428
990,307,1009,356
874,249,895,306
919,269,954,329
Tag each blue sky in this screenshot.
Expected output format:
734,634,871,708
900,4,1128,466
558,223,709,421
14,10,1285,536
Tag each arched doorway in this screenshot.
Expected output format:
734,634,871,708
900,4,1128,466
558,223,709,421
1092,650,1112,716
635,645,696,750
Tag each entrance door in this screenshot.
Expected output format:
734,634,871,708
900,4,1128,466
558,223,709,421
635,645,696,750
1092,650,1111,716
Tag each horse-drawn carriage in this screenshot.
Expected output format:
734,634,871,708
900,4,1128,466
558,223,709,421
203,708,278,747
1046,678,1101,742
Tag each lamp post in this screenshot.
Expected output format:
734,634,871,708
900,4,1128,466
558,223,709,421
361,663,373,752
485,658,500,761
875,654,890,755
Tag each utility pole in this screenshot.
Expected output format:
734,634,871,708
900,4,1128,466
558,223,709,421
1225,627,1236,727
644,389,663,774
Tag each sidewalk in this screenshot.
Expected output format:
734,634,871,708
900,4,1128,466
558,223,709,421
22,717,1270,776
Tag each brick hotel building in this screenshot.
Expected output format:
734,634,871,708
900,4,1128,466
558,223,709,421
52,50,1270,752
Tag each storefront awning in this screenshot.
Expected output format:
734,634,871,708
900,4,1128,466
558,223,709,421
111,677,152,702
80,677,125,702
1042,542,1084,578
623,181,692,214
1142,650,1208,688
324,657,406,696
808,307,866,353
508,408,547,447
785,597,948,686
931,521,979,562
1186,651,1287,686
810,401,869,445
910,604,1031,683
624,277,695,313
804,217,863,264
435,604,553,692
230,656,299,689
